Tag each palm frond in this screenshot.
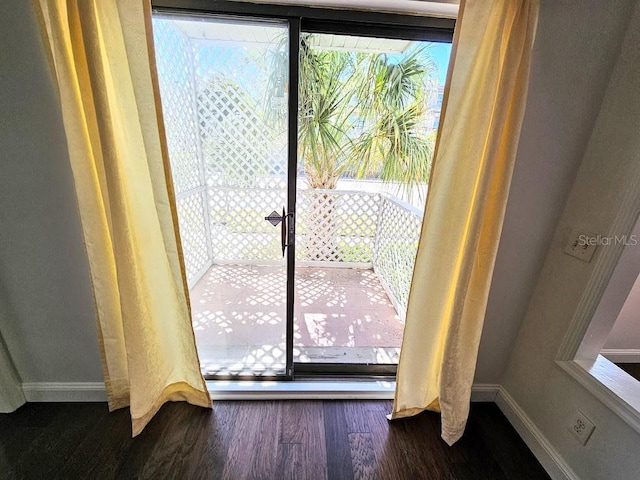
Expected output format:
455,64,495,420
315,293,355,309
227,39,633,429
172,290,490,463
268,32,440,192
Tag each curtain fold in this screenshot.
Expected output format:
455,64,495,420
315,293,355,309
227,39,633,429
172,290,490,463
392,0,539,445
0,331,25,413
36,0,211,436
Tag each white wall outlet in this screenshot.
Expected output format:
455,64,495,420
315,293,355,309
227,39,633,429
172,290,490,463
569,410,596,445
564,229,597,262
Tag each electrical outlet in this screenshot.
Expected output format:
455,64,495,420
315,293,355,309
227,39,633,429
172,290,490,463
564,229,597,262
569,410,596,445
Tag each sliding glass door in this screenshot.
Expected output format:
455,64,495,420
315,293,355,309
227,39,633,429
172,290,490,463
152,5,452,379
293,30,443,372
153,15,294,376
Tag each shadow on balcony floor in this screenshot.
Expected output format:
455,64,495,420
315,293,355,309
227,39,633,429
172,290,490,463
190,264,404,375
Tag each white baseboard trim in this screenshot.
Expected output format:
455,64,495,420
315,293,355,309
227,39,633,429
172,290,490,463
207,380,396,400
495,386,578,480
19,381,498,402
208,381,499,401
470,383,500,402
600,349,640,363
21,382,107,402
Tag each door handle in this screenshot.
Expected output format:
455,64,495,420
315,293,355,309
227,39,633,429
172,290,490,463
280,207,287,257
265,207,294,257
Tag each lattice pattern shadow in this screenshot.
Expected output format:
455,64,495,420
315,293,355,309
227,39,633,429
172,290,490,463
191,265,404,372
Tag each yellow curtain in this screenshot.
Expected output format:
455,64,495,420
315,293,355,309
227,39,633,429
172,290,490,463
392,0,539,445
36,0,211,436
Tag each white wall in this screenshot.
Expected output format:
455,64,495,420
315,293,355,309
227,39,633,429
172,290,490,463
0,2,103,383
503,0,640,478
604,274,640,351
476,0,636,383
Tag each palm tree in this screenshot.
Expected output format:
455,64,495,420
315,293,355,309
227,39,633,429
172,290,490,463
299,37,438,194
295,39,360,259
268,34,439,190
267,35,439,259
349,49,437,197
298,40,358,190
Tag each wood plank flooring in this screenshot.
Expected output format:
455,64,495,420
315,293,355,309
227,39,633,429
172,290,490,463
0,400,549,480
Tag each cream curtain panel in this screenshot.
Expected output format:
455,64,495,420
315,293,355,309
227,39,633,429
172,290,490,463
392,0,539,444
36,0,211,435
0,331,25,413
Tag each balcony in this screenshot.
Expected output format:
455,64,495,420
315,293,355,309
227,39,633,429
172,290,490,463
152,16,431,374
183,187,422,374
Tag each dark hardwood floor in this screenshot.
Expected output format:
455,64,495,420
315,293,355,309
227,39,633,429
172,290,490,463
0,400,549,480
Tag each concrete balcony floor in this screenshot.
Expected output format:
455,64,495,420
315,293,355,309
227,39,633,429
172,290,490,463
190,264,405,375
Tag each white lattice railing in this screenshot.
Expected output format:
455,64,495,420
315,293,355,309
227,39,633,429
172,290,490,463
205,187,382,264
207,185,287,262
296,190,380,265
373,197,423,318
203,185,422,317
154,18,423,317
154,20,212,285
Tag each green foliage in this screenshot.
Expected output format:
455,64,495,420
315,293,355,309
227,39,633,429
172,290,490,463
298,41,359,189
335,242,373,263
294,35,439,192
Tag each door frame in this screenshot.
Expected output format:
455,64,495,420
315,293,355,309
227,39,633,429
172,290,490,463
152,0,454,380
286,17,300,379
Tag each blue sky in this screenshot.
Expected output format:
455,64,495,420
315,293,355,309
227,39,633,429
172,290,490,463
398,40,452,86
429,42,453,85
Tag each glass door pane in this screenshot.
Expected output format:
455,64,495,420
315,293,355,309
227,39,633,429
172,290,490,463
294,31,451,366
153,15,290,376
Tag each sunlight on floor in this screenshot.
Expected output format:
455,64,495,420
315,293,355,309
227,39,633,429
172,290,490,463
191,265,404,374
